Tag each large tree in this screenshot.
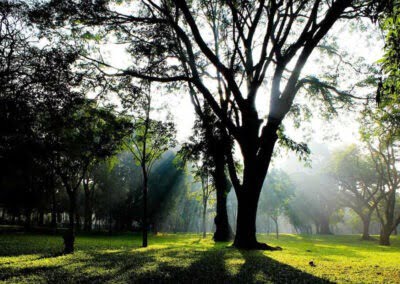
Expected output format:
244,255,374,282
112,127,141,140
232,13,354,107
360,107,400,246
31,0,389,249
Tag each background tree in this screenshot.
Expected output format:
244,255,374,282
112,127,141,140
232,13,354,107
258,169,294,239
360,107,400,246
124,82,176,247
193,165,216,238
288,172,343,235
179,108,233,241
53,100,131,253
329,145,384,240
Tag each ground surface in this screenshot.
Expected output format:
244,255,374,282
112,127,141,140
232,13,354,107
0,232,399,283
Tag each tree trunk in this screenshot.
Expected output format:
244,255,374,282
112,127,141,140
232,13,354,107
232,121,280,250
318,215,332,235
272,217,279,239
379,226,391,246
202,200,207,238
63,190,76,254
142,169,148,248
361,215,372,240
213,150,233,242
233,192,275,249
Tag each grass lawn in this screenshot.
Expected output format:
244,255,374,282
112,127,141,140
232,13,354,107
0,232,399,283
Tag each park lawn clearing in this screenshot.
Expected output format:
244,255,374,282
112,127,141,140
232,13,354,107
0,233,399,283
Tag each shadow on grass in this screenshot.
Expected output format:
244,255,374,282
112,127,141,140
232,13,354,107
235,250,332,283
0,243,332,283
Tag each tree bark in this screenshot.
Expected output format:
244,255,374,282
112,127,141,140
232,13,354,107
213,149,233,241
318,215,332,235
234,192,274,249
361,215,372,240
202,199,207,238
379,225,391,246
232,121,280,250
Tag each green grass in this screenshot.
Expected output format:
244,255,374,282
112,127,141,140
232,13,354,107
0,233,399,283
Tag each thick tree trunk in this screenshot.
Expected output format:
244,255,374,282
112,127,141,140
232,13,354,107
232,121,280,250
379,226,391,246
233,193,258,248
213,187,233,241
318,215,332,235
63,191,76,254
233,192,278,250
213,152,233,241
361,215,372,240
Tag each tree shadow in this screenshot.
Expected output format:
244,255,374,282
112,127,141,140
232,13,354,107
235,250,333,283
1,243,333,283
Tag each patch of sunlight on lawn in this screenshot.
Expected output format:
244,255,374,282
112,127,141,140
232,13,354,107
1,233,399,283
225,256,245,276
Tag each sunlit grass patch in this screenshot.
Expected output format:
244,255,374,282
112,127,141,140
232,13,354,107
0,233,399,283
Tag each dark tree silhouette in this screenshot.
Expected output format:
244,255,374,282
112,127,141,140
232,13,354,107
179,106,234,241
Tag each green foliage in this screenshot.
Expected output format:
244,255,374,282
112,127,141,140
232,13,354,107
329,144,377,189
277,126,311,165
259,169,295,220
125,117,176,171
378,2,400,122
